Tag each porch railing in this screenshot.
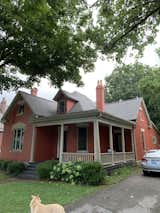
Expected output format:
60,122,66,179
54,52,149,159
62,152,94,162
62,152,135,164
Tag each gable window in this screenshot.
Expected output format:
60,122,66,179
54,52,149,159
78,127,87,151
12,128,24,151
17,104,24,115
58,100,66,113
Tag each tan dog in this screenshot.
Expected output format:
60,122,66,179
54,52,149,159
30,195,65,213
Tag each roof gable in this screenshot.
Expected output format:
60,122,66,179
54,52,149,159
2,91,57,121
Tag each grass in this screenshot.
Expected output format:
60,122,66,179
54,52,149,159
0,166,139,213
105,166,139,185
0,180,98,213
0,171,9,181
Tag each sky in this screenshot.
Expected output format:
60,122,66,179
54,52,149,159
1,1,160,105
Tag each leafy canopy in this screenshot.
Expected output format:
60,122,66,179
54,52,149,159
96,0,160,61
105,62,160,129
0,0,96,91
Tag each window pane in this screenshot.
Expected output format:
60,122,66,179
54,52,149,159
78,127,87,151
12,128,24,151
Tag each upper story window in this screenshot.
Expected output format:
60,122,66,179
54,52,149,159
58,100,66,113
17,104,24,115
12,128,24,151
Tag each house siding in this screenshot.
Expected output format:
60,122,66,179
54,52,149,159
0,99,33,161
135,103,160,160
34,126,58,162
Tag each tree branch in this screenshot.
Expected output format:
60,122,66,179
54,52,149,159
104,4,160,51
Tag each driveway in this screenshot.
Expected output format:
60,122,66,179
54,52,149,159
65,173,160,213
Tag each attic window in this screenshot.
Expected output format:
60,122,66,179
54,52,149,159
58,100,66,113
17,104,24,115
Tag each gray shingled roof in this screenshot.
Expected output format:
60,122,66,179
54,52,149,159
69,91,96,112
105,97,143,121
2,89,143,122
20,91,57,117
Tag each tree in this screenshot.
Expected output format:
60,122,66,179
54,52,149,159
105,63,150,102
139,67,160,129
0,0,97,91
95,0,160,61
105,62,160,129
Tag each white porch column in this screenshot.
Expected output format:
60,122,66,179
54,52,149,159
131,129,136,160
59,124,64,163
121,127,126,162
93,120,101,162
30,126,36,162
109,125,114,165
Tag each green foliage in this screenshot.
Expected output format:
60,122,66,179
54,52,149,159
81,162,105,185
0,0,97,90
96,0,160,61
105,62,149,102
105,62,160,130
7,161,25,175
50,161,105,185
0,160,12,171
37,160,59,179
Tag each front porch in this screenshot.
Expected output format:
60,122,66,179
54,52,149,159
32,114,135,165
62,152,135,165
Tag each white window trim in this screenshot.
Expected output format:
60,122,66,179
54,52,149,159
12,123,25,152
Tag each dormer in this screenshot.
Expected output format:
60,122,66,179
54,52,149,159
53,90,77,114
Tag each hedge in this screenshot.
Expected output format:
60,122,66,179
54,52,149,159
50,161,105,185
37,160,59,179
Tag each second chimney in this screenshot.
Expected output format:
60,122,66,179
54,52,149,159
31,87,38,96
96,80,104,112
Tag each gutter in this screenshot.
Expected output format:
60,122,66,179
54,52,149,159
31,109,134,128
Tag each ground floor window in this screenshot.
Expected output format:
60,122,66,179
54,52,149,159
78,127,87,151
12,128,24,151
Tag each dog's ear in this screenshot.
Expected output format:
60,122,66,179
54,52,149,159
31,195,35,199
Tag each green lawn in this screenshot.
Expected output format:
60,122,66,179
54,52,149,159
0,180,98,213
0,166,138,213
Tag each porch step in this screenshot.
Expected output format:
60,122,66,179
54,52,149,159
17,162,40,180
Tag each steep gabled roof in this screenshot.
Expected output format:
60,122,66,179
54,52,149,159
20,91,57,117
53,89,78,102
105,97,143,121
69,91,96,112
2,91,57,121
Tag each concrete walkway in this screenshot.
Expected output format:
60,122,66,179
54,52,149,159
65,173,160,213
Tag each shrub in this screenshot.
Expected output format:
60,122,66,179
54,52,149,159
81,162,105,185
50,161,105,185
7,161,25,175
0,160,5,170
37,160,59,179
0,160,12,171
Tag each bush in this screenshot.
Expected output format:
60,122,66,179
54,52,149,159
0,160,12,171
81,162,105,185
37,160,59,179
0,160,5,170
50,161,105,185
7,161,25,175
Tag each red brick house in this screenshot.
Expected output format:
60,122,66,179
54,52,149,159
0,81,159,164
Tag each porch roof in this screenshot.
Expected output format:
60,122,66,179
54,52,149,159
31,109,135,129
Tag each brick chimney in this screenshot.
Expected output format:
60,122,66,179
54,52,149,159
0,97,6,113
31,87,38,96
96,80,104,112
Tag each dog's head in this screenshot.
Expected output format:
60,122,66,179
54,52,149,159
30,195,41,207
